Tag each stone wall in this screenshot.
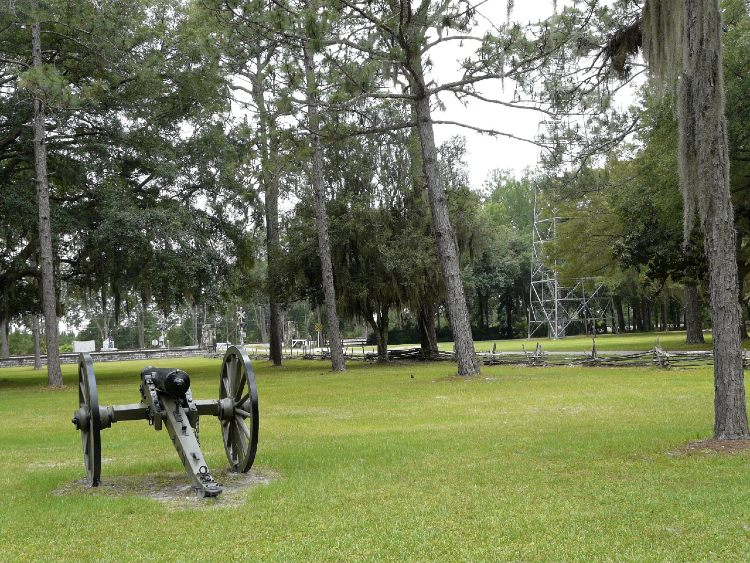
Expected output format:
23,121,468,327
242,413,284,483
0,347,207,369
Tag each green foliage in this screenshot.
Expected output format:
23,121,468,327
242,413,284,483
6,329,75,355
4,0,746,349
723,0,750,312
8,330,37,356
464,170,533,336
285,113,439,322
1,0,249,337
18,64,77,108
548,1,750,325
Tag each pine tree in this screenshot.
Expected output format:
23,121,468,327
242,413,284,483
642,0,748,438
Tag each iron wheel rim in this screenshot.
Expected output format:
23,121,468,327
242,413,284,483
78,353,101,486
219,346,259,473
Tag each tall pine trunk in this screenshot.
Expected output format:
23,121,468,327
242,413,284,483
252,68,283,367
418,302,439,359
254,304,269,344
302,11,345,372
0,317,8,358
367,306,389,362
680,0,748,438
684,284,705,344
411,70,478,376
476,291,485,329
613,295,626,333
31,11,63,387
633,298,643,332
32,315,41,370
137,300,145,349
738,271,748,340
506,295,514,336
265,167,283,366
191,302,198,345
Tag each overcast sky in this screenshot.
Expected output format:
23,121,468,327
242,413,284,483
430,1,589,189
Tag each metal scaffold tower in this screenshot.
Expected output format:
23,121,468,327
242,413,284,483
528,189,610,339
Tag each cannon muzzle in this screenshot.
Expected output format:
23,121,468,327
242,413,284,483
141,367,191,398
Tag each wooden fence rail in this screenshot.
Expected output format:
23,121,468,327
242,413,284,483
251,344,747,370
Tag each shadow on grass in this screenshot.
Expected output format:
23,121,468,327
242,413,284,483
0,359,221,391
0,374,68,391
0,356,425,393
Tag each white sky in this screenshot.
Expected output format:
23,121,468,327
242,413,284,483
235,0,634,195
430,1,592,189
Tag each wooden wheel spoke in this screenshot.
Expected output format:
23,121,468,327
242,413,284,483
235,372,247,400
221,419,230,443
222,375,232,397
233,357,244,397
235,415,252,441
227,426,235,457
230,421,246,455
228,357,238,395
227,424,236,456
235,407,252,418
227,424,242,461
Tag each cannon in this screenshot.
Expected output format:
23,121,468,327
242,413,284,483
71,346,259,497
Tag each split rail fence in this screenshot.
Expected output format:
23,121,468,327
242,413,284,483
240,342,748,370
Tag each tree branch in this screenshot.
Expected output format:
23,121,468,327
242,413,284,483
431,119,545,148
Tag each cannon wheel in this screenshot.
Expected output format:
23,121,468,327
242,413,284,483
77,353,102,486
219,346,259,473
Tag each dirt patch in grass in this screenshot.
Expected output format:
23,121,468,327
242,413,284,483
54,468,277,509
670,439,750,456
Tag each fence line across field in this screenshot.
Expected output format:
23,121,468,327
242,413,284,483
1,340,735,371
235,341,743,370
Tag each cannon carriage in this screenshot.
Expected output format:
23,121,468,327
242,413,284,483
72,346,259,497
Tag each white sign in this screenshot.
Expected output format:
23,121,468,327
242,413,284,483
72,340,96,353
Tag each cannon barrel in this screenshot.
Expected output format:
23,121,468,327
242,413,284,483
141,366,191,398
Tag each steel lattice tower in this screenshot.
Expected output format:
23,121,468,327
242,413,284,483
528,188,610,339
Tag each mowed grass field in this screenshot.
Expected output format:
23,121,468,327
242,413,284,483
321,331,717,356
2,356,750,560
466,330,715,352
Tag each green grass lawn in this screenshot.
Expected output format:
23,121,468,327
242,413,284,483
2,356,749,560
453,330,716,353
327,331,716,356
